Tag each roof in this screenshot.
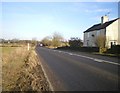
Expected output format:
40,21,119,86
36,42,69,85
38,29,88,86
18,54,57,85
84,18,119,33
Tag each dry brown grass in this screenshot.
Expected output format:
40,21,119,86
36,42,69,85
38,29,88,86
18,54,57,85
2,46,50,92
2,46,29,91
14,51,50,91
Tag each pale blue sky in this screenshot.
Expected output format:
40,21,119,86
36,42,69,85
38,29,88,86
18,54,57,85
2,2,118,40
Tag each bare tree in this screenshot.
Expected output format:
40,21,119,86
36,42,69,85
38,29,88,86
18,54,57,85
95,35,106,53
11,38,19,43
41,36,52,46
52,32,64,48
105,36,110,48
31,37,37,46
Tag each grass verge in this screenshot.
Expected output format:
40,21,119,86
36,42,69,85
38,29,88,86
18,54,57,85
2,46,51,92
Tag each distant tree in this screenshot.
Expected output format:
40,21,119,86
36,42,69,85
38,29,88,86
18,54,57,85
52,32,64,48
31,38,37,46
41,36,52,46
11,38,19,43
61,40,69,47
69,37,83,48
0,38,5,43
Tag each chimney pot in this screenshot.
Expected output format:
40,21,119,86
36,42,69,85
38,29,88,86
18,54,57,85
101,15,109,24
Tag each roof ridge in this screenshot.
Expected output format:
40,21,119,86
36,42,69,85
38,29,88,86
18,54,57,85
84,17,119,33
105,18,118,23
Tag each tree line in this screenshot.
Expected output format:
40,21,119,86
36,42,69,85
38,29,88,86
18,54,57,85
0,38,38,47
40,32,83,48
0,32,83,48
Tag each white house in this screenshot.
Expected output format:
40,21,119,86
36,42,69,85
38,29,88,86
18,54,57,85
83,15,120,48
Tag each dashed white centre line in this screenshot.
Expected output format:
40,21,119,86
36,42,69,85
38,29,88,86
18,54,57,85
53,50,120,66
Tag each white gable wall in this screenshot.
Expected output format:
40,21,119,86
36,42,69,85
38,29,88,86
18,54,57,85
83,31,97,47
83,29,105,47
119,19,120,44
106,19,119,48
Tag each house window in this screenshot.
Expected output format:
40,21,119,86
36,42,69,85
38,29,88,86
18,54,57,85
114,42,116,45
91,34,94,37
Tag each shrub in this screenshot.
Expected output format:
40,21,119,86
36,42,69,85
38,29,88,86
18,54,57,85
105,45,120,54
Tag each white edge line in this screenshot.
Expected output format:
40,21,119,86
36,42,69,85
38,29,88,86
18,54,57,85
103,60,120,66
53,50,120,66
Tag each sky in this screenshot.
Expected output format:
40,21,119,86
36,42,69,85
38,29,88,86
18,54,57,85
1,1,119,40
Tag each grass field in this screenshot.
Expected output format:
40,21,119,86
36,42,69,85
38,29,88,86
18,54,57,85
2,46,29,91
1,46,50,91
1,47,16,53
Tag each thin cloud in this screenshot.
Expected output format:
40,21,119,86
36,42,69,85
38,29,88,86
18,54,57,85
90,15,118,24
85,8,111,13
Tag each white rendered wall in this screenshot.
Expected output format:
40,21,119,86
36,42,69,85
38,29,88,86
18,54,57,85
106,19,119,48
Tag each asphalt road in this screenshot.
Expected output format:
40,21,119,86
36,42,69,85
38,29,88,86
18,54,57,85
36,46,119,91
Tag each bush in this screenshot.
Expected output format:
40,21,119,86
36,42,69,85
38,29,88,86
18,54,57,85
69,37,83,48
105,45,120,54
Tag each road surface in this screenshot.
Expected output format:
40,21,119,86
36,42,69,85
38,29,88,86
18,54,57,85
36,46,119,91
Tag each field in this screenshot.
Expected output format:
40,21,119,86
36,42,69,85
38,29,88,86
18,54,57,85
2,46,29,91
1,46,50,91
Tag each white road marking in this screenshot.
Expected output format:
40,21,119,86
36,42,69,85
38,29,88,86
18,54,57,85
35,50,54,91
58,51,62,53
93,59,104,62
53,50,120,66
103,60,120,65
69,53,73,55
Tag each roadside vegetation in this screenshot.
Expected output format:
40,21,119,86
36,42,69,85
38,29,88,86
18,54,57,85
40,32,67,48
1,43,50,92
40,33,120,57
2,46,28,91
95,35,106,54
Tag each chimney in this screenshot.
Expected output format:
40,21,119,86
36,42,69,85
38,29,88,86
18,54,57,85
101,15,109,24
